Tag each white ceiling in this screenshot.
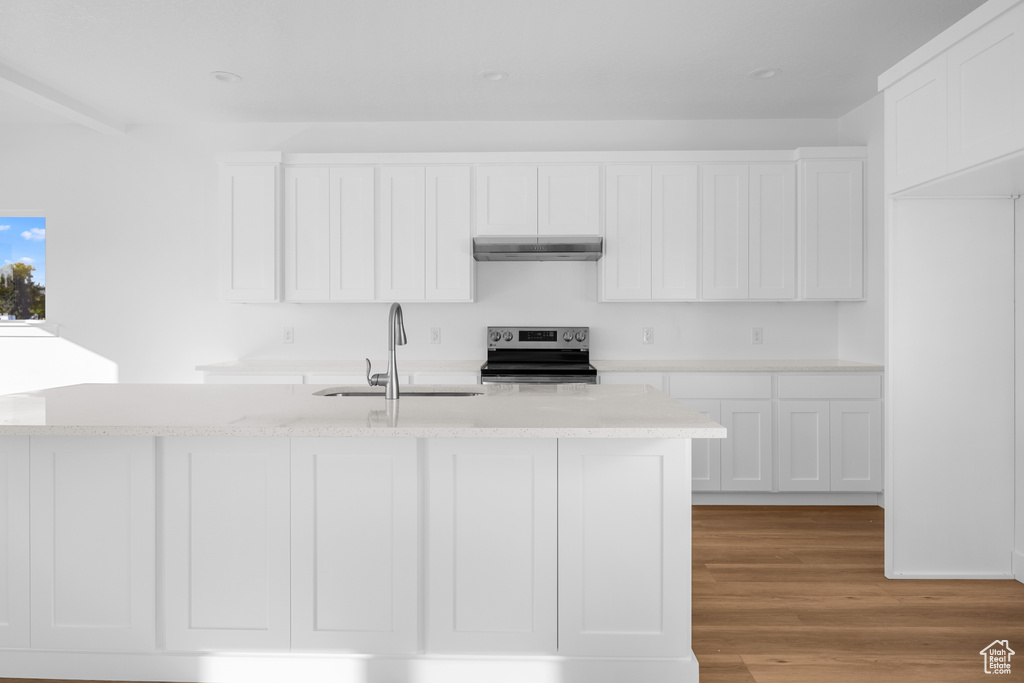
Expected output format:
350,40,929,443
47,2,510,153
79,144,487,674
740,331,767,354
0,0,987,126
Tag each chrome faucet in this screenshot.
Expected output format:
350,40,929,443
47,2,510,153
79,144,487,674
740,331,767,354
365,302,408,400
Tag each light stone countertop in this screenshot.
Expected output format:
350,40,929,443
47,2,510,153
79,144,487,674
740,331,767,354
0,383,726,439
196,358,883,374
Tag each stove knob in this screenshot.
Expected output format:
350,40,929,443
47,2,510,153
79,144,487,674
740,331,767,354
503,330,514,342
489,330,502,342
575,330,587,342
563,331,574,342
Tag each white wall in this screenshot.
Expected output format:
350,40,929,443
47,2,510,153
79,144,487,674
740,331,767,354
0,119,846,384
837,94,884,364
1017,196,1024,581
887,198,1015,578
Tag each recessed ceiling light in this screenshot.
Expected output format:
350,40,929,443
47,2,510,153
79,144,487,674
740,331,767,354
748,67,781,80
210,71,243,84
478,70,509,82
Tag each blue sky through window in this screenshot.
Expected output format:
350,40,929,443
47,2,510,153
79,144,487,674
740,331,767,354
0,216,46,285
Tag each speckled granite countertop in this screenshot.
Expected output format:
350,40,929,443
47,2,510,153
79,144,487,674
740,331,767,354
0,383,726,439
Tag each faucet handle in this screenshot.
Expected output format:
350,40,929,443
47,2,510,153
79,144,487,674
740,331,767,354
365,358,375,386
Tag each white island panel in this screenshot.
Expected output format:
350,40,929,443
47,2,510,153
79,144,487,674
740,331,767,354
426,438,557,654
0,437,29,649
291,437,419,653
163,437,291,651
30,436,155,651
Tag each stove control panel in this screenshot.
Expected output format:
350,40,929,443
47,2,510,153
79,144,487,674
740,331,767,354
487,326,589,350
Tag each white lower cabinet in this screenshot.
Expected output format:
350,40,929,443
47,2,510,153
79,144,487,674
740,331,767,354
291,438,419,653
685,400,722,491
425,438,557,654
0,437,30,649
558,439,691,657
778,400,882,492
719,400,774,491
30,436,156,651
778,401,831,491
162,437,291,651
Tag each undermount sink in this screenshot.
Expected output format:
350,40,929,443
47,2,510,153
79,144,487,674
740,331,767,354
314,388,484,397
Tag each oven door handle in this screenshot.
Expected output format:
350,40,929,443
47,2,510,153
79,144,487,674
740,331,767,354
481,375,598,384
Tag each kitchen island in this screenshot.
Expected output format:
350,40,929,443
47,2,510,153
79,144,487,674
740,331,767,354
0,383,724,683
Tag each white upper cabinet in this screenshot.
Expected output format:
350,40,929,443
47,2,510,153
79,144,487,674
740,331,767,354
220,162,280,302
329,167,376,301
476,165,600,236
884,56,948,193
946,3,1024,173
284,167,331,302
537,165,600,235
602,165,652,300
652,165,700,300
749,164,796,300
882,2,1024,193
701,165,750,300
425,166,473,301
475,166,538,235
800,159,864,300
702,164,797,301
378,167,426,301
284,166,375,302
602,164,699,301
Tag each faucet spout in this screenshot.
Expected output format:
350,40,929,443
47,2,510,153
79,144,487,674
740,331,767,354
389,302,407,349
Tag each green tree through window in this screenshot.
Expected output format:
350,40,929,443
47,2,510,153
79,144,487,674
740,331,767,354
0,216,46,320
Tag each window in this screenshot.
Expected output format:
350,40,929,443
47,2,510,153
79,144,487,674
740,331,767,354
0,216,46,320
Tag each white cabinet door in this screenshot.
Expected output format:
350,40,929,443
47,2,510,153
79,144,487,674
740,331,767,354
684,400,722,492
719,400,773,491
558,439,691,657
425,166,472,301
284,166,331,301
801,160,864,300
379,166,426,301
946,4,1024,173
701,165,749,300
538,165,600,235
329,166,376,301
830,400,883,492
220,163,279,302
884,55,948,193
602,165,652,300
30,437,156,651
0,437,30,649
652,164,699,300
749,164,796,300
426,439,557,654
291,438,419,653
475,166,538,236
163,437,291,651
778,401,830,492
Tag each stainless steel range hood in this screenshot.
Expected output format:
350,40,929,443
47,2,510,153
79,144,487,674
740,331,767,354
473,235,603,261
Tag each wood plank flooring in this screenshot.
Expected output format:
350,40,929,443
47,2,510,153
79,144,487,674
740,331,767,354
4,505,1022,683
693,505,1024,682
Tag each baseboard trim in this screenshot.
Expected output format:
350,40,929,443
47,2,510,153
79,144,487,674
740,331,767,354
1013,549,1024,584
693,491,883,506
0,650,701,683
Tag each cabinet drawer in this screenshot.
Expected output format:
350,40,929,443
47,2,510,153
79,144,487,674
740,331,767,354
777,374,881,399
669,374,771,399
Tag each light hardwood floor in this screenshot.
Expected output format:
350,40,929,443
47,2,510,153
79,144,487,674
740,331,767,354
4,505,1023,683
693,505,1024,682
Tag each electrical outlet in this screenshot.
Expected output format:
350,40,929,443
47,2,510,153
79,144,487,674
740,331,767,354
284,327,294,344
642,327,654,345
752,327,763,345
430,327,441,344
